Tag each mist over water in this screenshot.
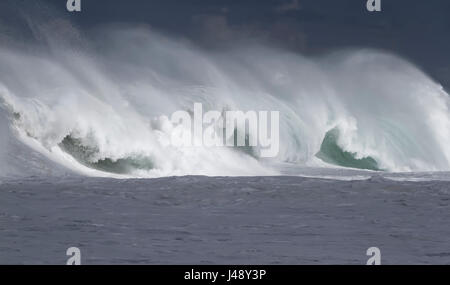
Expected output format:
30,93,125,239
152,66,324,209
1,19,450,178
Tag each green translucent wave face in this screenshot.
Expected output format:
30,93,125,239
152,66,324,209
316,128,380,171
59,136,154,175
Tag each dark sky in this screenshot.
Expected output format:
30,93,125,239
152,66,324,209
1,0,450,88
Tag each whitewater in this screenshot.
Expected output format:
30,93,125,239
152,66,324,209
1,26,450,179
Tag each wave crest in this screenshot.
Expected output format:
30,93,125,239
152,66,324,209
1,27,450,177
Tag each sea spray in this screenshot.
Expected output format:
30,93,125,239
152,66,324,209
0,27,450,177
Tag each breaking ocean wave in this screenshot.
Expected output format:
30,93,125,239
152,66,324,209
1,26,450,179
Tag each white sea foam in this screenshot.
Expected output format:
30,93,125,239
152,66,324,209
1,26,450,178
